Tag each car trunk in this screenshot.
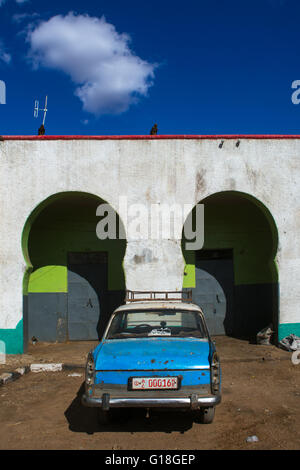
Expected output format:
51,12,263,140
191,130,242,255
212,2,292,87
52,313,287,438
94,337,211,389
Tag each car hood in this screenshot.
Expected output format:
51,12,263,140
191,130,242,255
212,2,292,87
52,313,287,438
93,337,211,370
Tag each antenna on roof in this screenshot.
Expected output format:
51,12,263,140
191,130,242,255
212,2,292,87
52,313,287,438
34,96,48,135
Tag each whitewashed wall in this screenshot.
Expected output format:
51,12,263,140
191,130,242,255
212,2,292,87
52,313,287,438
0,137,299,336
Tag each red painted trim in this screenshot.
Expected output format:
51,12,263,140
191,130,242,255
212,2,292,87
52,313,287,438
2,134,300,140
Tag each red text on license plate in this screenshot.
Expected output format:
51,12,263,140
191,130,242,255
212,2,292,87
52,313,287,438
131,377,178,390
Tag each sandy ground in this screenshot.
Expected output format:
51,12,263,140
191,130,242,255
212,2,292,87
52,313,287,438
0,337,299,450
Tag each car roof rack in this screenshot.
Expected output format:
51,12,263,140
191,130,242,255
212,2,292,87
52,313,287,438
125,290,193,303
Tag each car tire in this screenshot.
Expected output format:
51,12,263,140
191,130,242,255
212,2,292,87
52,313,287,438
198,406,215,424
97,409,111,425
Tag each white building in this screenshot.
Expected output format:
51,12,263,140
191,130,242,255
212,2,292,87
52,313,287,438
0,134,298,353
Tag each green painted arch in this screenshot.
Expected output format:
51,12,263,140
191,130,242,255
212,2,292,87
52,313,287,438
182,190,279,287
21,191,127,295
22,191,119,266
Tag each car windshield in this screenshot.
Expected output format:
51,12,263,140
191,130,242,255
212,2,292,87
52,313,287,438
105,309,207,340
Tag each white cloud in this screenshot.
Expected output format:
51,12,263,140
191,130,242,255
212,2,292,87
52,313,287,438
12,12,39,23
0,0,29,5
27,12,156,115
0,42,11,64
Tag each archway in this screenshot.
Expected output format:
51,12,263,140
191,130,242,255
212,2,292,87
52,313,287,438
22,192,126,346
182,191,278,340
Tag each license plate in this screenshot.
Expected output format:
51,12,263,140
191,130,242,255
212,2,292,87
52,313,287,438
131,377,179,390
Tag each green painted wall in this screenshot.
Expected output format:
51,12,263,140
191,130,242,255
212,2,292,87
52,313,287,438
278,323,300,341
25,193,126,294
0,320,23,354
28,266,67,293
182,194,278,288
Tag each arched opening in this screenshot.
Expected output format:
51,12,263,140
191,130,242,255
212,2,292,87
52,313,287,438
22,192,126,346
182,191,279,340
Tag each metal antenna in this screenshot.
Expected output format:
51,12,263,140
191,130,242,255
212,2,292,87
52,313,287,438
34,96,48,125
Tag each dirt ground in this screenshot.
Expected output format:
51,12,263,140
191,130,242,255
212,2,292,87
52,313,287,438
0,336,299,450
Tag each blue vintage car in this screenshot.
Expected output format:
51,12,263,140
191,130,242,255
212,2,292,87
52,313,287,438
82,293,221,424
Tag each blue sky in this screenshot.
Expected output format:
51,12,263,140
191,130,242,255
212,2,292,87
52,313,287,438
1,0,300,135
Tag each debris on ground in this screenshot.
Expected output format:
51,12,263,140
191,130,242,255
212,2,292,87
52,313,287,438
31,363,63,373
257,325,274,345
67,373,82,377
279,334,300,352
246,435,259,443
291,350,300,365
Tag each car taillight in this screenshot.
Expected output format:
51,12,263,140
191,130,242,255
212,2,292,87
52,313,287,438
211,352,220,394
85,351,95,388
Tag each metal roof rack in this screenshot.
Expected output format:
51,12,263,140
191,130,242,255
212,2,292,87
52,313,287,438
125,290,193,303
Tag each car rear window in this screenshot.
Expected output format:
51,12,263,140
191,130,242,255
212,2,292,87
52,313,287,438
106,309,207,339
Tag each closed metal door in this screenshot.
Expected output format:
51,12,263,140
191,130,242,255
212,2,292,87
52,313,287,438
67,252,108,340
193,268,226,335
193,251,234,335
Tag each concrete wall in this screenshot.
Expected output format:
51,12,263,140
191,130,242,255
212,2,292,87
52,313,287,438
0,136,299,352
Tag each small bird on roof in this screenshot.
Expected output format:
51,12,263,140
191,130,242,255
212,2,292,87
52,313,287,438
150,123,158,135
38,124,45,136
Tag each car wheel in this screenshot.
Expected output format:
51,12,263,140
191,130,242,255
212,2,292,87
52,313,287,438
198,407,215,424
97,409,111,425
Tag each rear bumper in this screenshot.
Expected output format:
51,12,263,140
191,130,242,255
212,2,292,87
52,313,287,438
82,392,221,410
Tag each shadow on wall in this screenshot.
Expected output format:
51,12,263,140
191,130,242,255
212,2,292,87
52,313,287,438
22,192,127,345
182,191,279,341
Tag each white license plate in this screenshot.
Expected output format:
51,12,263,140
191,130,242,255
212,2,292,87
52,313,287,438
131,377,178,390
